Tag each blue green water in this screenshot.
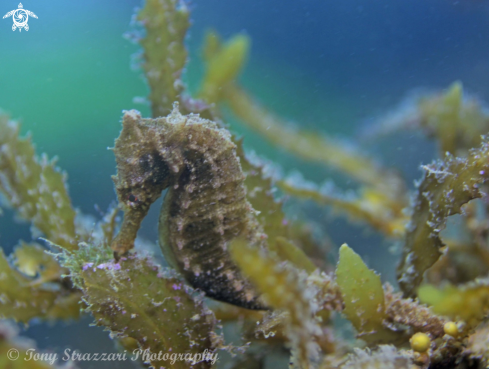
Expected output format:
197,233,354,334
2,0,489,367
2,0,489,219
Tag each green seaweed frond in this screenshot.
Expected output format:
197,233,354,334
224,85,405,197
230,240,321,369
336,244,407,345
236,140,327,264
369,82,489,158
137,0,190,117
13,241,63,284
417,82,489,157
0,247,81,323
397,138,489,297
0,113,77,250
279,179,409,238
55,242,113,288
58,243,220,369
198,34,250,104
418,279,489,328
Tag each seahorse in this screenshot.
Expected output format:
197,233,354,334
110,104,267,309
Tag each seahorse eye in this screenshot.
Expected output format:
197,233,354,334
128,194,138,203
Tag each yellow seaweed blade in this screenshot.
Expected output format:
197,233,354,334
370,81,489,158
236,140,329,269
274,236,317,273
202,29,222,63
198,31,405,204
418,281,489,327
225,85,406,198
198,34,251,104
13,242,62,284
230,240,320,369
0,249,81,323
236,139,290,249
278,180,408,238
418,81,489,156
336,244,404,344
336,244,385,333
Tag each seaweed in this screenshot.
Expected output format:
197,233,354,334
397,141,489,298
2,0,489,368
371,82,489,157
0,247,81,323
198,35,250,105
0,115,82,324
137,0,190,116
418,279,489,328
58,243,219,369
336,244,406,345
0,114,77,250
230,240,321,369
278,179,408,238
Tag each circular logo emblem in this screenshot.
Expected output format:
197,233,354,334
12,9,28,28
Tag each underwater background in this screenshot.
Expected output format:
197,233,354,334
2,0,489,368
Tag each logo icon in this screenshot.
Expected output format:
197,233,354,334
3,3,37,32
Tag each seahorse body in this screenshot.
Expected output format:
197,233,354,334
111,106,267,309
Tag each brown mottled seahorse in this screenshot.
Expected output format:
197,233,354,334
110,104,267,309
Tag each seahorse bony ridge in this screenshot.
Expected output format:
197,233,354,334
111,105,268,309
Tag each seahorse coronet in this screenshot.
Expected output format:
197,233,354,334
111,106,268,309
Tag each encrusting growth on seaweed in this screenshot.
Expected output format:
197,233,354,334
0,114,77,250
137,0,190,116
370,82,489,158
0,114,82,324
397,138,489,298
58,243,219,369
230,240,321,369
